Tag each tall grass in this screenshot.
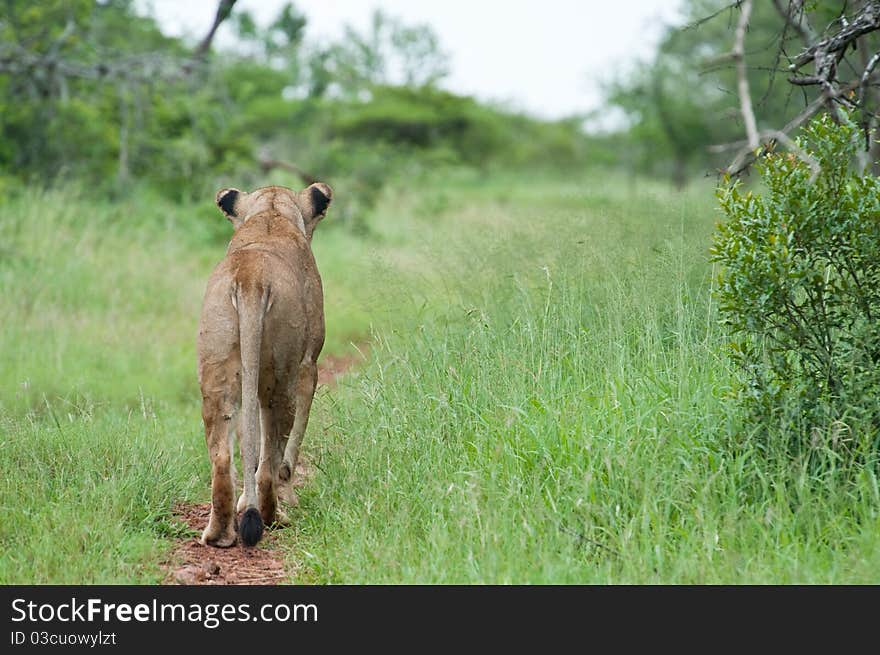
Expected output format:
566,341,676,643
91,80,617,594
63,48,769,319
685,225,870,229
1,173,877,583
292,174,880,583
0,187,210,581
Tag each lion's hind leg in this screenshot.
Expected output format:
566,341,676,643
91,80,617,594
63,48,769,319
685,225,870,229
280,361,317,484
199,388,238,548
256,402,284,527
267,392,296,522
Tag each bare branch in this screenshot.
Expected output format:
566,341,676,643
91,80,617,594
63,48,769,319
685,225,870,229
779,78,859,135
689,0,880,177
771,0,818,46
732,0,759,149
785,0,879,99
857,47,880,149
765,130,821,182
683,1,744,31
858,51,880,105
720,78,864,177
790,2,880,72
708,139,749,153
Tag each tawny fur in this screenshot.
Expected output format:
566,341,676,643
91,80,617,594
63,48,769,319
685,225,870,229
197,183,331,547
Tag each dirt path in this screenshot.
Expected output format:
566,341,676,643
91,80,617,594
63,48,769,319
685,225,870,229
163,346,365,585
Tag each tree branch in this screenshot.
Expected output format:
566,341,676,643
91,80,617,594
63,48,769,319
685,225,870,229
719,78,863,178
858,51,880,105
193,0,239,60
257,151,320,186
683,1,744,31
786,0,880,104
764,129,821,181
733,0,759,149
771,0,818,46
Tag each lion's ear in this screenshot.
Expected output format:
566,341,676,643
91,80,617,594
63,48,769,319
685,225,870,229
216,188,242,226
307,182,332,218
298,182,331,219
298,182,332,238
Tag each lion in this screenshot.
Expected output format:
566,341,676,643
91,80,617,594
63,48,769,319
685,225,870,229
196,182,332,547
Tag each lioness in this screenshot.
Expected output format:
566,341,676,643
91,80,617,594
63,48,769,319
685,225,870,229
197,182,332,547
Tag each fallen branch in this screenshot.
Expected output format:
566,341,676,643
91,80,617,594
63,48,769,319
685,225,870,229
559,525,621,558
257,152,320,186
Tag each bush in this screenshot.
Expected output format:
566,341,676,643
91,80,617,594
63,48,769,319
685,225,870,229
330,85,590,169
711,112,880,457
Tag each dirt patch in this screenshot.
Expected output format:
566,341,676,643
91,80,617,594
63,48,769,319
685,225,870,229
317,345,368,387
164,503,287,585
163,345,365,585
162,460,310,585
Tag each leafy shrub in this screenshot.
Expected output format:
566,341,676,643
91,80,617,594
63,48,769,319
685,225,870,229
330,85,590,169
711,112,880,456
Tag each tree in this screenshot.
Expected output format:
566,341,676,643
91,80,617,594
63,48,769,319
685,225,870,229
606,0,798,184
306,10,449,99
605,52,721,187
606,1,880,183
0,0,240,190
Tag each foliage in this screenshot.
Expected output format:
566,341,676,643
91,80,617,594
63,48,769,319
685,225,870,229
712,112,880,457
328,85,588,168
0,1,597,215
605,53,719,187
0,0,257,199
305,10,449,98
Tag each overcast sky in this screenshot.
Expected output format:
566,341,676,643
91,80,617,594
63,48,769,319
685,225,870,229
137,0,683,120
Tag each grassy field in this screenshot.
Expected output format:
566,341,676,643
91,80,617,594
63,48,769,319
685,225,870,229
1,171,878,583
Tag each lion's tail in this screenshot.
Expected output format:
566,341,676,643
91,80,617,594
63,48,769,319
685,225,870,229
236,282,268,547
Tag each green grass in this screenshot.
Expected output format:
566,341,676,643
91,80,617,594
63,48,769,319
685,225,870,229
0,187,211,582
294,172,880,583
0,172,877,583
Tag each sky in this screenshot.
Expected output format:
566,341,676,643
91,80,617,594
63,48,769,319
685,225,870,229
137,0,683,121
